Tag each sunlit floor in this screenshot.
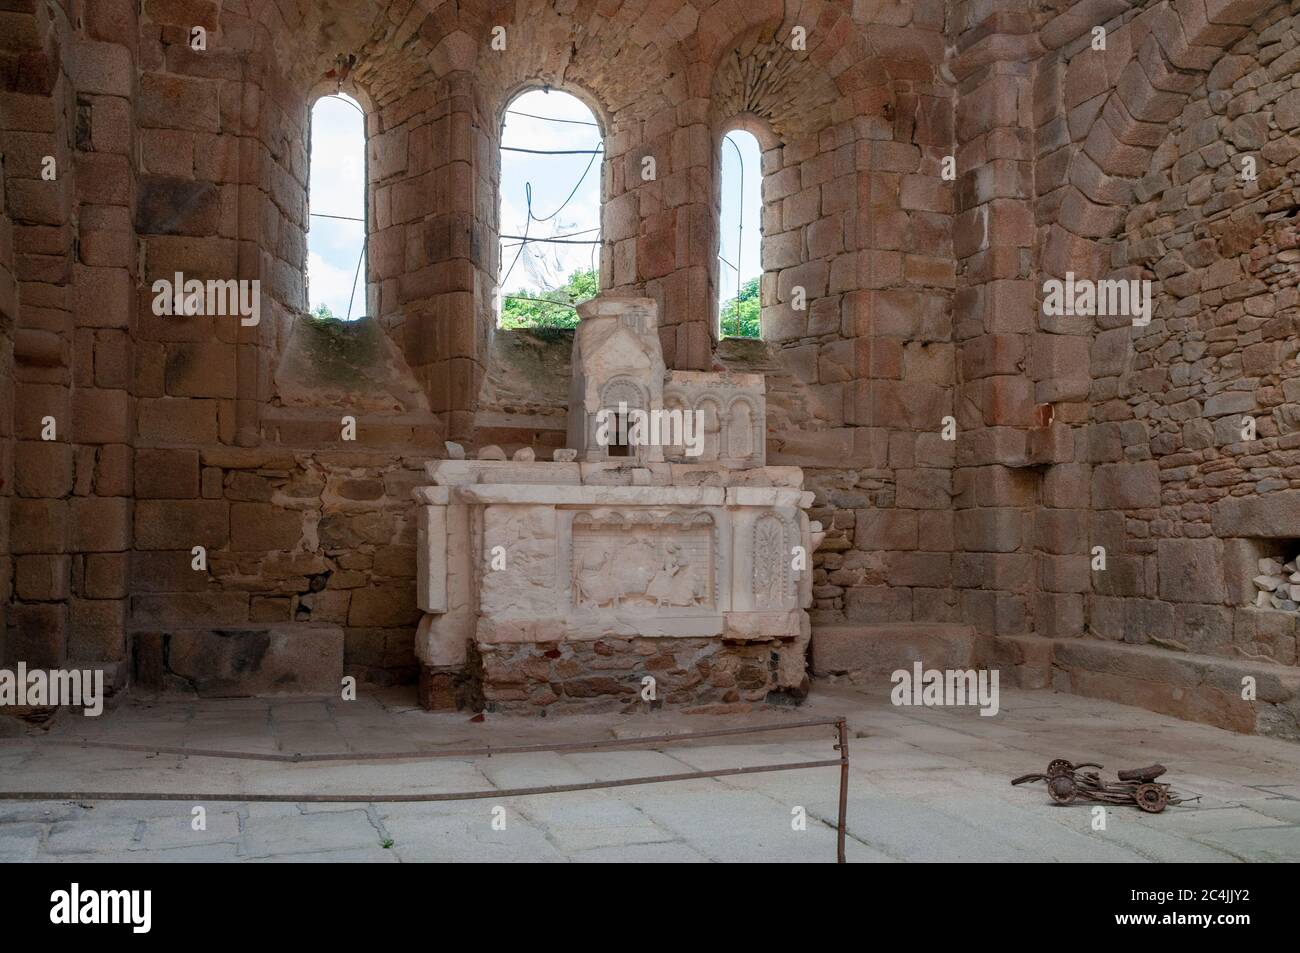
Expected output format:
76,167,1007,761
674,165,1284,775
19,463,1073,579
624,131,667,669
2,682,1298,862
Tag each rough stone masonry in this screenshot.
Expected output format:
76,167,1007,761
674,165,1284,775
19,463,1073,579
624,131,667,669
2,0,1300,733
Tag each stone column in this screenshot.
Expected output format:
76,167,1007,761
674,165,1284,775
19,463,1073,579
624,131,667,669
371,71,489,443
3,0,78,670
950,3,1044,638
66,0,139,677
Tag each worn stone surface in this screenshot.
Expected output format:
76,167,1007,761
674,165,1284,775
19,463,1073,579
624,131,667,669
811,623,983,676
478,638,783,714
5,686,1300,863
133,624,344,696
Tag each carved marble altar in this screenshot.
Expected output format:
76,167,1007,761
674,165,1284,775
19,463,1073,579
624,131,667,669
413,296,823,712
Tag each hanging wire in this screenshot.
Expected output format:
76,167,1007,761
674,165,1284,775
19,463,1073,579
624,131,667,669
506,108,599,126
501,225,602,248
501,235,601,245
311,212,364,222
499,109,603,294
326,93,365,118
346,244,364,320
502,294,578,311
502,146,604,155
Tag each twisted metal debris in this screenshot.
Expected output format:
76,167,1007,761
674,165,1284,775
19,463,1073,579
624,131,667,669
1012,759,1197,813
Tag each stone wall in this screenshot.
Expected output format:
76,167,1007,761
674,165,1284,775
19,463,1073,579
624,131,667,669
4,0,1300,731
479,636,785,715
1081,4,1300,666
128,448,424,684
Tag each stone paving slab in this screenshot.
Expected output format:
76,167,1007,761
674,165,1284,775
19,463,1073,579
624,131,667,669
1,683,1299,862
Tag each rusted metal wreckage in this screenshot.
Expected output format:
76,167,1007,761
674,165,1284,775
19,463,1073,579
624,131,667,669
1012,759,1198,813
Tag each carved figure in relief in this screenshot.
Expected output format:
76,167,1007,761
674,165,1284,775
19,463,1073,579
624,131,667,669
573,533,704,609
646,543,701,607
574,542,619,607
573,537,657,608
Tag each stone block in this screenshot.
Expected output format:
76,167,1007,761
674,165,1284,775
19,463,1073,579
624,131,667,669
94,444,134,499
137,398,219,444
991,634,1053,689
854,508,918,550
1034,592,1084,638
69,598,127,663
844,585,912,623
70,497,132,552
228,502,305,552
4,603,67,667
133,625,344,696
886,552,950,588
1051,639,1258,734
1176,603,1234,655
134,500,228,549
1090,461,1160,508
1157,537,1227,603
83,553,128,599
15,554,70,600
811,622,981,675
955,508,1022,553
349,583,421,627
129,550,218,592
164,342,236,397
9,499,68,554
135,448,200,498
138,73,220,132
73,388,132,444
1212,490,1300,538
14,441,72,497
895,468,951,509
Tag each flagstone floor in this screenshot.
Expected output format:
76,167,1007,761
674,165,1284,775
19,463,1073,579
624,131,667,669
1,683,1298,862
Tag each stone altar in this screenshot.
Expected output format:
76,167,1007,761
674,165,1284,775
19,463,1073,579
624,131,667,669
413,296,823,712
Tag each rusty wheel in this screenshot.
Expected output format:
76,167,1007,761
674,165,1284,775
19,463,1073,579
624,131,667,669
1135,783,1169,814
1047,759,1074,778
1047,775,1077,804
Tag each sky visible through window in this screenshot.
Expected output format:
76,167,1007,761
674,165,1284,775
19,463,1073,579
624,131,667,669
498,89,603,328
718,130,763,338
308,93,367,321
304,91,762,332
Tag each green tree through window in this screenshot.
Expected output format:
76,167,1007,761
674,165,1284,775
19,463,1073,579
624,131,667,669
499,268,596,330
720,276,760,339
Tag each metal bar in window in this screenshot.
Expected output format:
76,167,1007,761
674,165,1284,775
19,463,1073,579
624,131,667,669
506,109,599,126
500,146,604,155
500,235,602,244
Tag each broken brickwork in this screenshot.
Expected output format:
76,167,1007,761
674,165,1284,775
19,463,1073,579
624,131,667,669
1,0,1299,732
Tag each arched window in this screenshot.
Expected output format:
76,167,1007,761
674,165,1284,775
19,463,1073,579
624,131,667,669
497,89,603,329
307,93,367,321
718,130,762,339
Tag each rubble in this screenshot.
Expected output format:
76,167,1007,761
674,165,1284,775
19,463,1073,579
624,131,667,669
1252,556,1300,611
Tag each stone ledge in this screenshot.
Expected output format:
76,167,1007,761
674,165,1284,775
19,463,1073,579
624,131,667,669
132,624,344,697
993,636,1300,740
811,622,983,676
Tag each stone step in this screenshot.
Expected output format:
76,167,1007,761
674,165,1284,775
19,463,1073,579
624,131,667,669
995,635,1300,740
132,624,344,697
811,622,982,676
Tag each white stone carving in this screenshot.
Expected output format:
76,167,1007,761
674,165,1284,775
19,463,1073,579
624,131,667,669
412,295,822,702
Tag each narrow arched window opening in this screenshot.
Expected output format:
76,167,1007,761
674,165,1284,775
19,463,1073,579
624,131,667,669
718,130,762,339
307,93,367,321
497,89,603,329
